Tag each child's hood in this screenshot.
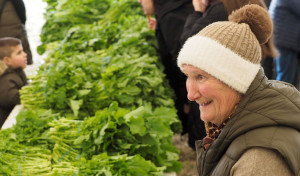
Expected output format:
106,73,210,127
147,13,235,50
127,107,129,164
0,61,8,76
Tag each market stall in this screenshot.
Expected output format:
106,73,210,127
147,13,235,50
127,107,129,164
0,0,183,175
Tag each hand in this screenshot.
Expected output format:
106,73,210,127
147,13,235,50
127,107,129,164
193,0,208,12
147,16,156,31
184,103,190,114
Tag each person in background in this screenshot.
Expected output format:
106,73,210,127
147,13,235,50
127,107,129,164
260,35,277,79
180,0,228,45
263,0,271,8
261,0,277,79
269,0,300,86
177,4,300,175
0,37,27,128
298,52,300,89
138,0,207,149
0,0,33,65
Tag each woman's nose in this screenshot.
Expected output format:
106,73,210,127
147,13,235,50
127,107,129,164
186,79,200,101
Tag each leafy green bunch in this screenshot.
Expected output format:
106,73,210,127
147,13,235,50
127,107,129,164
12,109,59,146
22,1,162,118
74,102,182,172
39,0,144,54
75,153,165,176
39,0,111,50
20,73,48,109
0,137,52,176
48,118,82,164
42,51,107,117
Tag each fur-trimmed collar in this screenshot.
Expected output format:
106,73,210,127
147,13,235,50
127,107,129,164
0,61,8,76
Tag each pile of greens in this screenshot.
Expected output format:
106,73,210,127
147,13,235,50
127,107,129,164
0,127,52,175
0,0,184,175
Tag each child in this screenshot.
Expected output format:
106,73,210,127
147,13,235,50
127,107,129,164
0,37,27,128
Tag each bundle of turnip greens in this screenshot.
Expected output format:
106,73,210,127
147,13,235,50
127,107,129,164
0,0,184,175
0,128,52,175
0,104,181,174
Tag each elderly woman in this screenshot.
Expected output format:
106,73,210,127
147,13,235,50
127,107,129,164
177,4,300,176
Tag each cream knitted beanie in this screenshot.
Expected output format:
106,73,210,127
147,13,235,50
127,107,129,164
177,4,273,93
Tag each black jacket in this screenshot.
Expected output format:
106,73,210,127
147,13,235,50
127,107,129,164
10,0,26,24
154,0,194,92
0,0,26,24
154,0,193,134
180,1,227,45
155,0,193,66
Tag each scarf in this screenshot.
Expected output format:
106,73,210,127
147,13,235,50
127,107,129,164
202,104,238,150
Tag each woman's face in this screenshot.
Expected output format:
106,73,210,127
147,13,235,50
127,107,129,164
182,64,242,126
138,0,155,16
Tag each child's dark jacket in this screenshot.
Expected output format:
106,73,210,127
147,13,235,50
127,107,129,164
0,61,27,127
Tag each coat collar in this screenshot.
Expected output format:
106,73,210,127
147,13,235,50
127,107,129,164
0,61,8,76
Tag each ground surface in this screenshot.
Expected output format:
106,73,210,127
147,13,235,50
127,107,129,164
173,134,198,176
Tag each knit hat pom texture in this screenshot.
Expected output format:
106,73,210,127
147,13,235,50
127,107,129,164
229,4,273,44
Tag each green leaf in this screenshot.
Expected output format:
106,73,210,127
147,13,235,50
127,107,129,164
94,121,116,145
70,99,83,117
147,117,171,138
124,107,146,135
78,89,91,96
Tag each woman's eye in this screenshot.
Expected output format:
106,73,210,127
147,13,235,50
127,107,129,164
196,75,205,80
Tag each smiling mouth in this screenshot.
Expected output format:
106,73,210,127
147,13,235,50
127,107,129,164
199,100,212,107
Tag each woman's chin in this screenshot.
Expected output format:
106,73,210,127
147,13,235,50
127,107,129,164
200,114,213,123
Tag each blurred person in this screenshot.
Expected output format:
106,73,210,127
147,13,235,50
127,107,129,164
138,0,200,141
0,37,27,128
178,4,300,175
0,0,33,65
137,0,156,30
269,0,300,86
260,37,277,79
180,0,228,45
263,0,271,8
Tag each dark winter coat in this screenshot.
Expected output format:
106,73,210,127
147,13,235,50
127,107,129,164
0,0,33,64
195,68,300,175
180,1,228,45
154,0,193,133
269,0,300,52
178,0,227,141
0,61,27,127
154,0,193,63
